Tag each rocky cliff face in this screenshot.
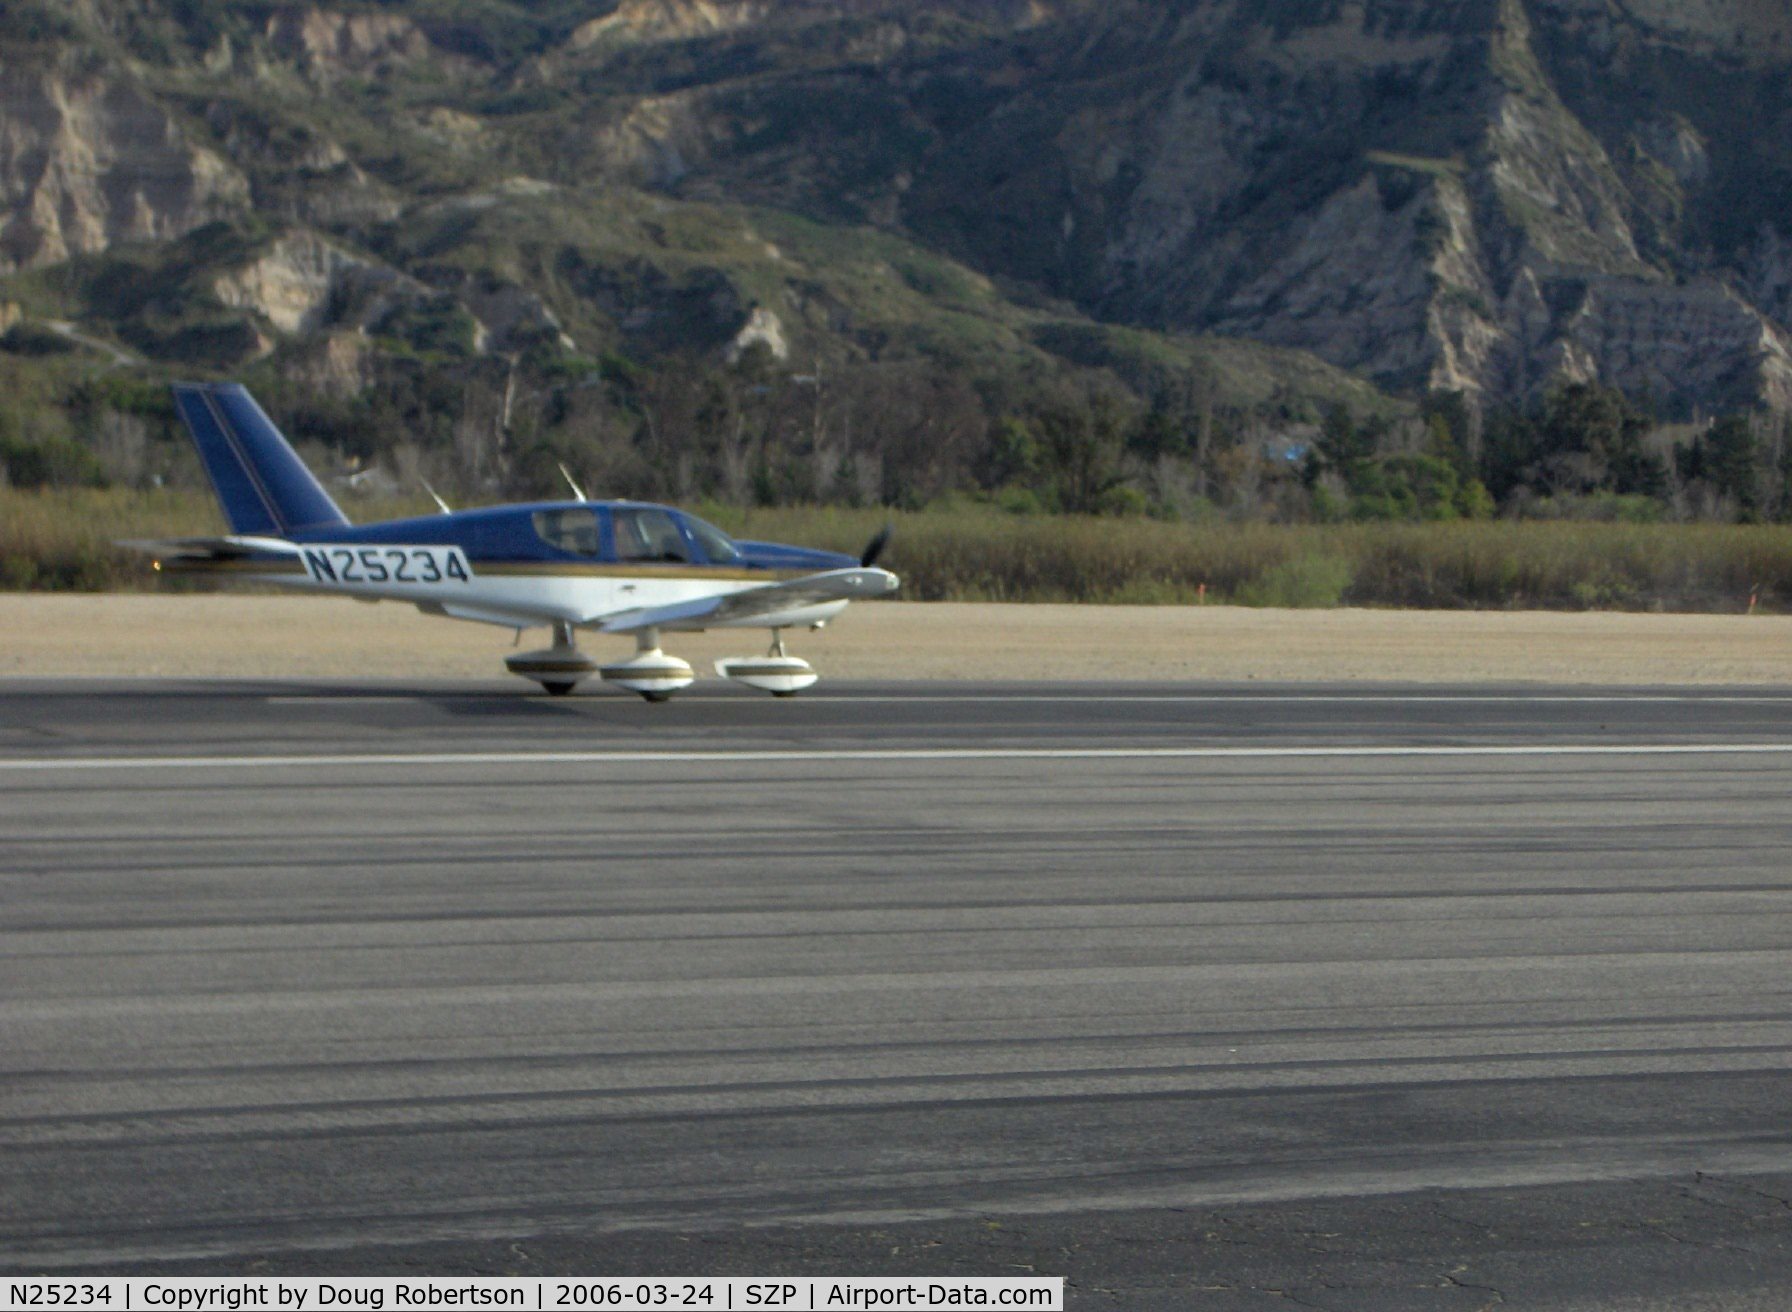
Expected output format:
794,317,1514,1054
262,6,434,79
1536,0,1792,56
569,0,770,49
0,66,246,273
211,229,420,336
888,0,1792,412
209,224,581,358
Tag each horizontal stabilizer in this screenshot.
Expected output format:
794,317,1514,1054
595,567,898,634
118,535,300,561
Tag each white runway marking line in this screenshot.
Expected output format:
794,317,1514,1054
5,744,1792,772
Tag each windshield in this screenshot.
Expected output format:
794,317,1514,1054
683,514,743,566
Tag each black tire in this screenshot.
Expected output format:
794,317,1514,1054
541,681,576,697
640,690,674,703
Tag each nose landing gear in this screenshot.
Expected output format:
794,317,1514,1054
716,628,819,697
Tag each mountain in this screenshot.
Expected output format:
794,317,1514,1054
1,0,1789,498
899,0,1792,414
0,2,1382,410
541,0,1792,415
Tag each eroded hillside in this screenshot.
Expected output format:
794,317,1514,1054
1,0,1789,524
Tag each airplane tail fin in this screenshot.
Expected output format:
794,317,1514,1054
171,383,351,536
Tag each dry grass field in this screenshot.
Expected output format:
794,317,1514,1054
2,594,1787,685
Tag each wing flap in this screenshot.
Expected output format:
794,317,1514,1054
595,567,898,633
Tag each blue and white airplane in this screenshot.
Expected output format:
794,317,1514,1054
126,382,899,700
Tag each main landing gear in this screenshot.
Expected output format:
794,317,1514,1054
504,623,819,701
504,621,600,696
597,627,695,703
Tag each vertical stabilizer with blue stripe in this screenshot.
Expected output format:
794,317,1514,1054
172,383,351,536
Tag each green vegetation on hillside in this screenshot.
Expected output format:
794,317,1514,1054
4,324,1788,559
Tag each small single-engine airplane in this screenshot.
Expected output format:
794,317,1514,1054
125,382,899,700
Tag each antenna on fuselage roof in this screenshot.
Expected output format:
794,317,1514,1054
558,463,589,502
420,477,452,515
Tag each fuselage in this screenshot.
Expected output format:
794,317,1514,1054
167,500,859,629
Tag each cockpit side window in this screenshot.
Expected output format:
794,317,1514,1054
532,507,601,558
612,507,691,562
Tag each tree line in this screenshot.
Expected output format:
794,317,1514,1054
3,345,1791,526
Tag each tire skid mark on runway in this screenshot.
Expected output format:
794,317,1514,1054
13,1007,1792,1086
15,1023,1792,1111
9,1003,1792,1064
9,846,1792,887
12,896,1792,955
7,742,1792,770
8,763,1791,802
10,883,1792,938
7,1050,1792,1151
11,1143,1792,1276
11,948,1792,1020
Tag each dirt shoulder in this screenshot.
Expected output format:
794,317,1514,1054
2,594,1787,685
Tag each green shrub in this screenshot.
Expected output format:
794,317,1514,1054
995,485,1045,515
1310,484,1348,523
1,323,76,357
1528,492,1666,523
1097,485,1152,517
1455,479,1496,519
0,435,106,488
1233,554,1354,608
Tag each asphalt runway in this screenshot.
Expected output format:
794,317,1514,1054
5,680,1792,1307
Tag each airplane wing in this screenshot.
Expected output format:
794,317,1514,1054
118,535,301,561
594,567,899,634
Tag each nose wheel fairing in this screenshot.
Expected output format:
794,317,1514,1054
715,628,818,696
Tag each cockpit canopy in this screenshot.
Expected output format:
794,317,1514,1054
529,505,743,565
